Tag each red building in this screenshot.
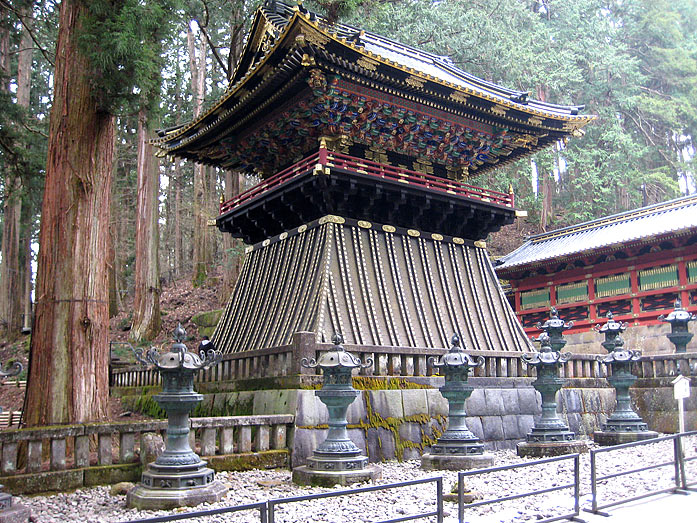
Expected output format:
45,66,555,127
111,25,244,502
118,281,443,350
495,195,697,351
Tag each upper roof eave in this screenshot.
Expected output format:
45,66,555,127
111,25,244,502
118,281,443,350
154,2,594,155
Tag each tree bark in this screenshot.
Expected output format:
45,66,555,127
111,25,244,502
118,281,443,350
174,161,182,279
130,108,161,342
188,25,211,287
25,0,113,426
107,226,119,318
22,226,32,333
0,4,31,340
0,6,8,92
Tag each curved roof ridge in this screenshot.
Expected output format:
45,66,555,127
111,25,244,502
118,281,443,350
528,193,697,244
496,193,697,271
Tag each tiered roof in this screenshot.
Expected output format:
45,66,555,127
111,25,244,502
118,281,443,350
156,0,593,180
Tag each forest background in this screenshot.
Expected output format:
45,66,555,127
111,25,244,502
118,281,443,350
0,0,695,424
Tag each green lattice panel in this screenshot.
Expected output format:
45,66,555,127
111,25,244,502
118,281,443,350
556,281,588,305
595,273,631,298
639,265,679,291
521,288,550,310
688,261,697,283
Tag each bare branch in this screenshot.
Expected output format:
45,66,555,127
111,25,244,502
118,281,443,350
622,110,676,169
192,18,229,78
0,0,54,67
21,121,48,138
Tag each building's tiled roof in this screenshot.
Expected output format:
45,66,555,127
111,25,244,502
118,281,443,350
496,194,697,271
251,1,585,119
155,0,594,176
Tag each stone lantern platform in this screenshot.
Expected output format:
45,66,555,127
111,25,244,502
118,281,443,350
292,335,381,487
127,326,229,509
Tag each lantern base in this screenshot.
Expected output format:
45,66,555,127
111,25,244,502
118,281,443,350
517,440,589,458
292,464,382,487
126,464,228,510
524,426,577,443
420,452,494,471
0,491,30,523
593,430,658,446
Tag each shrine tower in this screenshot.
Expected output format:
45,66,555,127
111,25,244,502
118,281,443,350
156,1,594,355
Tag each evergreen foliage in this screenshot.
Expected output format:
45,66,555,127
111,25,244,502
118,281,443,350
78,0,181,114
344,0,696,227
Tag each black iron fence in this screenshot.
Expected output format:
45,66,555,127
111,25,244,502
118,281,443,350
586,431,697,516
116,435,697,523
122,501,268,523
457,454,582,523
117,477,443,523
267,476,443,523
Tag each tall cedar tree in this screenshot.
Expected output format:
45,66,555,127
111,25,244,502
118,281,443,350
0,1,32,340
130,2,178,341
26,0,114,425
26,0,177,425
130,108,161,341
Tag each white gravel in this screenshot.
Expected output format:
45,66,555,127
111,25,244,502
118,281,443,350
18,434,696,523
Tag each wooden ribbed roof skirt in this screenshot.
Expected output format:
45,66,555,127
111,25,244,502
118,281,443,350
212,215,532,353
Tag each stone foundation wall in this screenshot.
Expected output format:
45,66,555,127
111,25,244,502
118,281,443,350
118,374,697,467
565,323,679,356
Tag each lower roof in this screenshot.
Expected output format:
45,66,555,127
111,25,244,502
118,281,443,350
495,194,697,273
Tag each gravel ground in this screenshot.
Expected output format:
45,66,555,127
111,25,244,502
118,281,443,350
19,434,697,523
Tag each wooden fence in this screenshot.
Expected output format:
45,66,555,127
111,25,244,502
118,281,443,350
111,331,697,387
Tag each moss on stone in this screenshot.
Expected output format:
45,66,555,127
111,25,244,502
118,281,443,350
126,394,166,419
191,310,223,328
0,469,84,495
352,376,432,390
297,391,446,462
207,450,289,472
83,464,141,487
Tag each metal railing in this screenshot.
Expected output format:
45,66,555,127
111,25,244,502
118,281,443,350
118,477,444,523
120,501,268,523
586,431,697,516
267,476,443,523
457,454,582,523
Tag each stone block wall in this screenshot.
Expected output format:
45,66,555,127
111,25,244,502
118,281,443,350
119,374,697,466
565,323,678,356
185,378,625,466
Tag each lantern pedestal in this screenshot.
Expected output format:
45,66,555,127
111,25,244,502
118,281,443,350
292,335,381,487
127,326,228,509
421,453,494,471
421,334,494,471
292,464,382,487
593,361,657,446
517,309,588,458
592,314,658,446
516,360,588,458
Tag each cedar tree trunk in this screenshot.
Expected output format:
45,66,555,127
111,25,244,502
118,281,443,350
25,0,114,426
188,25,211,286
130,108,161,342
0,4,31,339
